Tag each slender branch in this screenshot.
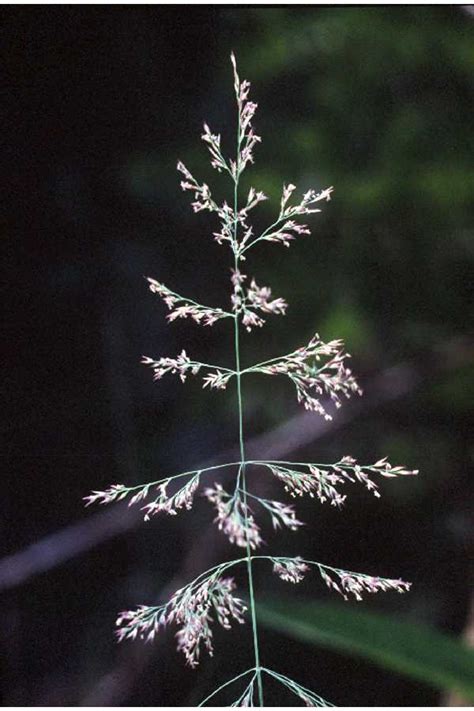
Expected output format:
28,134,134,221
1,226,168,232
86,461,241,501
191,361,235,374
242,349,333,375
198,667,255,707
249,459,344,467
261,667,335,707
241,350,295,373
146,277,234,318
232,673,258,706
240,340,330,375
247,459,378,468
164,555,247,592
239,215,284,255
238,488,272,504
250,554,402,580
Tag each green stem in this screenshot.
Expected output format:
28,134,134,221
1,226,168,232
232,109,264,705
234,316,263,704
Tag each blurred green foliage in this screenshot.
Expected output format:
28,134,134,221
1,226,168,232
258,598,474,700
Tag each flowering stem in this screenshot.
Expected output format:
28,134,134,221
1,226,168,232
234,316,263,704
233,107,264,706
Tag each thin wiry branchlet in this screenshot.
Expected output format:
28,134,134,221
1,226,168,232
246,334,362,420
241,488,304,531
232,677,256,707
141,353,234,390
262,668,335,707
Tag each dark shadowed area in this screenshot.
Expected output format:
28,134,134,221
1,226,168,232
3,6,474,707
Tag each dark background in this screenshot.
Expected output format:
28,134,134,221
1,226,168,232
2,5,473,706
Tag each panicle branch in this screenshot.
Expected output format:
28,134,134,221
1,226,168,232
141,473,200,520
245,334,362,419
141,352,234,390
256,456,418,508
317,564,411,601
84,475,201,520
269,556,411,601
239,183,333,255
142,351,200,383
83,462,242,517
146,277,232,326
116,565,247,667
280,183,334,218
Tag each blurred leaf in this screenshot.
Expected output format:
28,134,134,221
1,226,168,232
258,599,474,699
319,300,375,355
428,364,474,415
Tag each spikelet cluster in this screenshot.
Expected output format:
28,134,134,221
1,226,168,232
116,572,246,667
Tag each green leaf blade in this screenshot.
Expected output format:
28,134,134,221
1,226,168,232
257,599,474,700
